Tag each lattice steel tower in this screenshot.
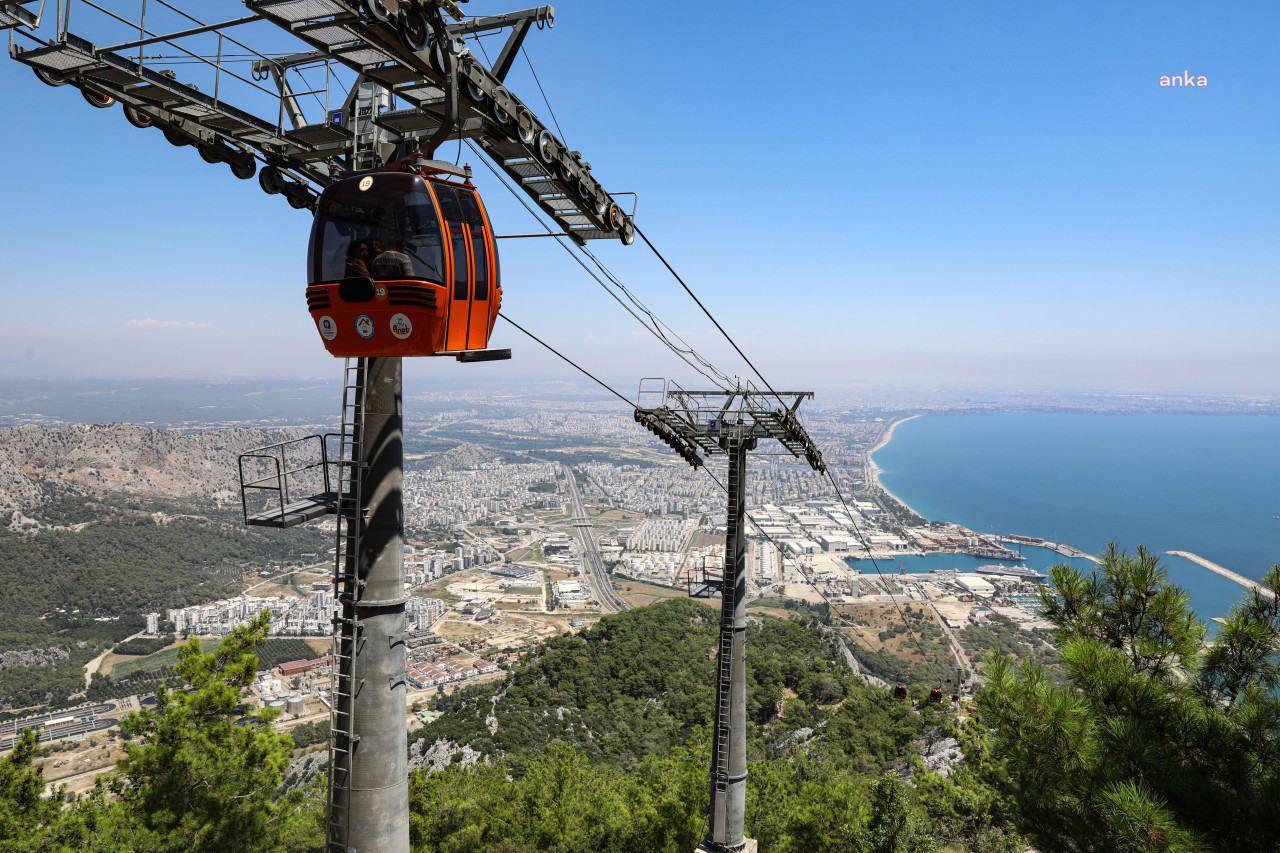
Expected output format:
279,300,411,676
634,380,825,853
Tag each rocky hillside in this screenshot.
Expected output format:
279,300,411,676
0,423,307,510
420,441,501,472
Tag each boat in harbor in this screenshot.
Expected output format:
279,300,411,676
974,564,1048,582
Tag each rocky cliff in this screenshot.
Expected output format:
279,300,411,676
0,423,307,511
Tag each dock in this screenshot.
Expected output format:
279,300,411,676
997,535,1100,564
1167,550,1275,601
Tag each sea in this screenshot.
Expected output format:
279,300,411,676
869,412,1280,620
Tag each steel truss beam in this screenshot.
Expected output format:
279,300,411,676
634,378,826,472
6,0,634,241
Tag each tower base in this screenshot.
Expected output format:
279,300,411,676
695,840,758,853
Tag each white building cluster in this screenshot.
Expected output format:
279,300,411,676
406,597,446,632
403,460,562,528
746,501,905,557
625,516,696,552
165,595,330,637
581,462,724,516
161,590,447,639
551,579,590,608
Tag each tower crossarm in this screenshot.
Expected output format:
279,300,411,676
5,0,636,242
634,379,826,473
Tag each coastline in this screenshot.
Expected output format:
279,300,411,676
863,414,1098,569
867,415,924,517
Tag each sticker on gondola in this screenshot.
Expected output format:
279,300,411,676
389,313,413,339
354,314,374,339
318,315,338,341
358,176,373,191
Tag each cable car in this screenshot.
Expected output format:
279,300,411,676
892,684,908,700
928,687,944,704
306,155,507,360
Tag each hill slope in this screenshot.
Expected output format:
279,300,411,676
0,423,307,511
413,599,924,772
404,599,1020,853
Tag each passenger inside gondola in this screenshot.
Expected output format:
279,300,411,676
371,236,413,279
344,240,371,277
308,173,446,286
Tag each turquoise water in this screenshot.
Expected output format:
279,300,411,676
871,413,1280,619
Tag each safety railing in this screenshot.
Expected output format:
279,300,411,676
237,433,337,526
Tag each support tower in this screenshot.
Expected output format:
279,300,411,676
634,379,825,853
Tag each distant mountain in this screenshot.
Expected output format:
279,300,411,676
0,423,306,511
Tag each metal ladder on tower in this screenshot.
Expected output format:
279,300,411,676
712,485,739,802
327,357,368,852
713,626,734,798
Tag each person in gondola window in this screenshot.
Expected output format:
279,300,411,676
371,238,413,280
344,240,372,278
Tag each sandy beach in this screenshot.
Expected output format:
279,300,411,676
866,414,922,510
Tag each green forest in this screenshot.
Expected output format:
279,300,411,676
0,495,327,710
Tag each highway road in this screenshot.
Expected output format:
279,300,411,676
0,713,118,752
0,704,116,737
561,464,630,613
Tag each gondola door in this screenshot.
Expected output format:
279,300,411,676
434,182,494,353
459,190,494,349
434,182,472,352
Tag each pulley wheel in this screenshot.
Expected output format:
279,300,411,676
592,188,609,217
123,104,153,128
536,129,558,165
489,86,512,125
33,67,69,87
400,10,430,51
576,175,593,201
620,220,635,246
515,109,536,144
557,160,574,184
162,126,190,147
286,186,312,210
81,87,115,109
363,0,396,24
198,143,224,164
229,152,257,180
259,166,285,195
463,62,486,103
428,40,449,76
605,203,624,231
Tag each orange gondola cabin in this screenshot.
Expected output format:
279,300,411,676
306,157,506,360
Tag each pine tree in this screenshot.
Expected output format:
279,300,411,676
978,544,1280,852
97,611,324,852
0,729,67,844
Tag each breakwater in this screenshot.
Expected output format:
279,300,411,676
1167,551,1275,601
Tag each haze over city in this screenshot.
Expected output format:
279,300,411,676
1,0,1276,394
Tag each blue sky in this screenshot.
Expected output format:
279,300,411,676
1,0,1276,395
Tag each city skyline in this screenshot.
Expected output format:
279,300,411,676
0,1,1276,394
